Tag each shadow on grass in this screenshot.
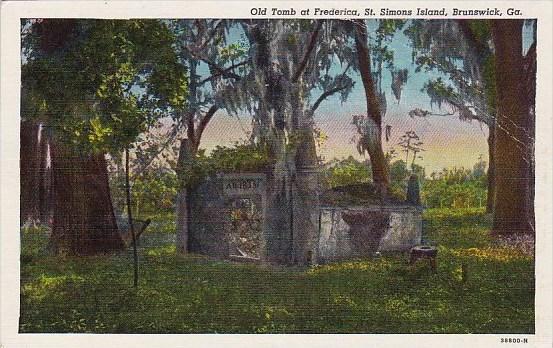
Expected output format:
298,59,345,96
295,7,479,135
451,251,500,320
19,208,534,334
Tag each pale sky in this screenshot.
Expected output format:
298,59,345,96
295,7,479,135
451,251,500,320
200,109,489,175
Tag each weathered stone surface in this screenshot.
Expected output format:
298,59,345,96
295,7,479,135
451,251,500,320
222,174,265,197
317,205,422,263
317,209,352,261
188,174,267,260
378,209,422,251
263,164,294,264
187,173,422,266
291,166,321,265
342,210,390,256
407,174,421,205
188,176,231,258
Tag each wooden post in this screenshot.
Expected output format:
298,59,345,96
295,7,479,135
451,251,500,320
125,148,139,288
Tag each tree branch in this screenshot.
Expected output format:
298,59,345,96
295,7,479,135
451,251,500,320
198,58,250,85
180,43,243,81
353,19,383,127
194,105,219,150
311,83,352,113
130,126,180,181
195,19,225,52
292,20,323,82
194,55,242,81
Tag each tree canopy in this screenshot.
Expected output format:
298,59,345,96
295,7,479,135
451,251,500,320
22,19,188,153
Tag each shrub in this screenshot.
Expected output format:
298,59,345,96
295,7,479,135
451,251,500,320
110,169,178,217
322,156,371,189
178,142,272,188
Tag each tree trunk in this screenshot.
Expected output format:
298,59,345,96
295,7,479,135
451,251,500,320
490,20,534,235
38,126,52,223
291,86,320,265
456,20,497,214
524,24,537,235
486,120,496,213
50,141,124,255
175,56,200,254
353,20,390,198
175,138,193,254
249,22,296,264
20,120,41,225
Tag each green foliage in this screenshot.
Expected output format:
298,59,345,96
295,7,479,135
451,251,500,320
321,157,426,204
218,42,248,65
423,77,459,109
467,21,491,47
322,155,487,209
22,19,188,153
110,170,178,217
209,143,272,173
20,209,533,333
178,142,272,188
132,173,178,213
423,164,488,209
20,225,50,263
423,181,486,209
322,156,371,189
376,20,407,41
371,20,407,71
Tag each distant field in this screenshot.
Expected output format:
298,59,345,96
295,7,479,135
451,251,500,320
19,208,534,333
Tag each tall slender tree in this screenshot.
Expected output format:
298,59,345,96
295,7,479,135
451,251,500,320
352,19,391,198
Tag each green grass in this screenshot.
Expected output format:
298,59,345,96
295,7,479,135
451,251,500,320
19,208,534,333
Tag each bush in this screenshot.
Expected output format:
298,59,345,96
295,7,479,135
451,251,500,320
422,167,487,209
322,158,488,209
110,169,178,217
179,142,272,187
322,156,371,189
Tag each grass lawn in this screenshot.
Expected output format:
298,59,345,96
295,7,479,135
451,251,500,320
19,208,534,333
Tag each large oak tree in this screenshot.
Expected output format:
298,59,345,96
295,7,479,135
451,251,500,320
490,19,535,235
352,19,391,198
22,19,187,255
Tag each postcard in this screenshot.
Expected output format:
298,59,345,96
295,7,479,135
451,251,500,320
1,1,552,347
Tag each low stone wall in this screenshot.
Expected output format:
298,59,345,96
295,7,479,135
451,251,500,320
317,205,423,263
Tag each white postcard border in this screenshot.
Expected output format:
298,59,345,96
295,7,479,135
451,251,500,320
1,1,552,347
